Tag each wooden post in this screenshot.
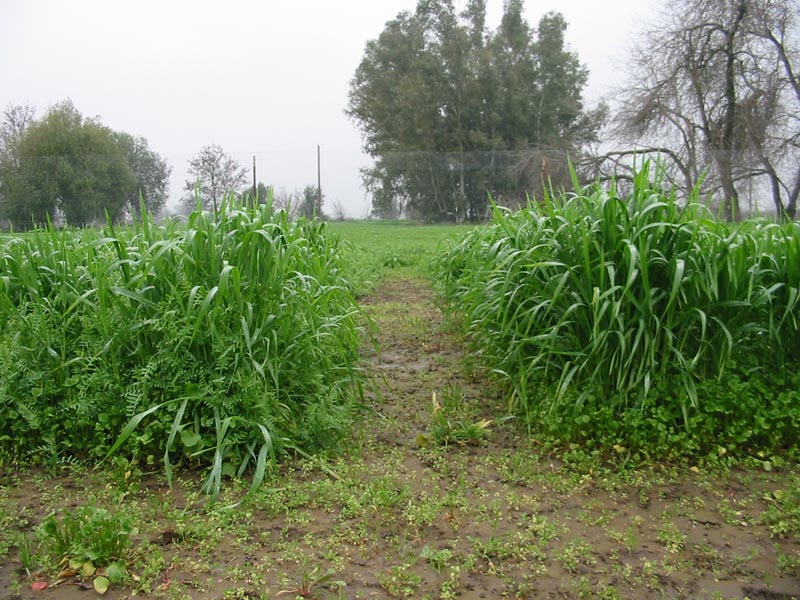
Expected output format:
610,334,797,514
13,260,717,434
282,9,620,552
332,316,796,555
317,145,322,218
252,156,257,205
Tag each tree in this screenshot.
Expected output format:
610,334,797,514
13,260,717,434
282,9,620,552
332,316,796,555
299,185,325,220
0,100,136,229
240,182,272,206
601,0,800,220
330,199,347,221
0,103,36,159
113,132,171,217
273,187,302,220
348,0,603,220
268,186,326,220
182,144,248,214
0,103,36,224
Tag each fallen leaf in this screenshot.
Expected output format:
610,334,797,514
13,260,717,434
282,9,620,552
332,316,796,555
93,576,110,595
105,563,125,584
57,568,78,578
31,581,48,591
81,561,96,578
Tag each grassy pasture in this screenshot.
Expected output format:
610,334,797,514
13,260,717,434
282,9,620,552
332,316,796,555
329,220,476,285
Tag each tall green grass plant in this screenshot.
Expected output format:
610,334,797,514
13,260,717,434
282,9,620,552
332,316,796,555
0,197,363,493
434,165,800,458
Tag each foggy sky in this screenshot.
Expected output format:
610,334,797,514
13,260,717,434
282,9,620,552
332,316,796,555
0,0,657,217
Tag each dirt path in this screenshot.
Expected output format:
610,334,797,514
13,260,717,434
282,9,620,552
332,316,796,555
349,274,800,599
1,274,798,599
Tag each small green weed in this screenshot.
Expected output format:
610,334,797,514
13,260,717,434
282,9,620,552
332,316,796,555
277,558,345,598
420,388,491,448
378,563,422,598
557,538,597,573
37,505,136,566
761,479,800,539
420,545,452,574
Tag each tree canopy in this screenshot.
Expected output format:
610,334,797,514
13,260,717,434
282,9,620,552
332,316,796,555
114,131,172,218
348,0,604,221
0,100,170,229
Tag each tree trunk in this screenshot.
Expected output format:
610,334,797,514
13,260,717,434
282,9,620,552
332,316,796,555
458,146,467,223
717,2,747,220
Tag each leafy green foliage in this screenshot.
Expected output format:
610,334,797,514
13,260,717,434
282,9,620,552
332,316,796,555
38,506,136,566
0,197,363,493
0,100,138,229
348,0,604,220
113,131,172,218
433,164,800,458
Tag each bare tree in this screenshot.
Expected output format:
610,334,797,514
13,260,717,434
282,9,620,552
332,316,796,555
740,0,800,219
0,103,36,173
0,104,36,225
272,187,302,221
1,103,36,148
182,144,247,215
330,199,348,221
598,0,800,220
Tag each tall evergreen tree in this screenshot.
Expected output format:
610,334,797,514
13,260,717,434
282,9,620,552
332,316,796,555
348,1,603,220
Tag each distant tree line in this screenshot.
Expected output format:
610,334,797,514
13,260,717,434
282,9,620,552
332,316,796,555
0,100,170,229
181,144,326,220
6,0,793,226
0,103,327,229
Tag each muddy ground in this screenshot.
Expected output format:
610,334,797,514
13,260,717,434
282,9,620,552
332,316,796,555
1,274,798,599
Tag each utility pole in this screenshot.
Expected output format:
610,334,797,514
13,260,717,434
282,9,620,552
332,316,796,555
317,145,322,218
252,156,257,205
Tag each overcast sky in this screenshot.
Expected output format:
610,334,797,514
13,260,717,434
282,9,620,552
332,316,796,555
1,0,657,217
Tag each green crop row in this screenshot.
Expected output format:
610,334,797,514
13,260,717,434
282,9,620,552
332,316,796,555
433,164,800,460
0,197,363,495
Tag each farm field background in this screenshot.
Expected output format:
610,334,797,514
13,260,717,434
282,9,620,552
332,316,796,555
1,204,799,599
